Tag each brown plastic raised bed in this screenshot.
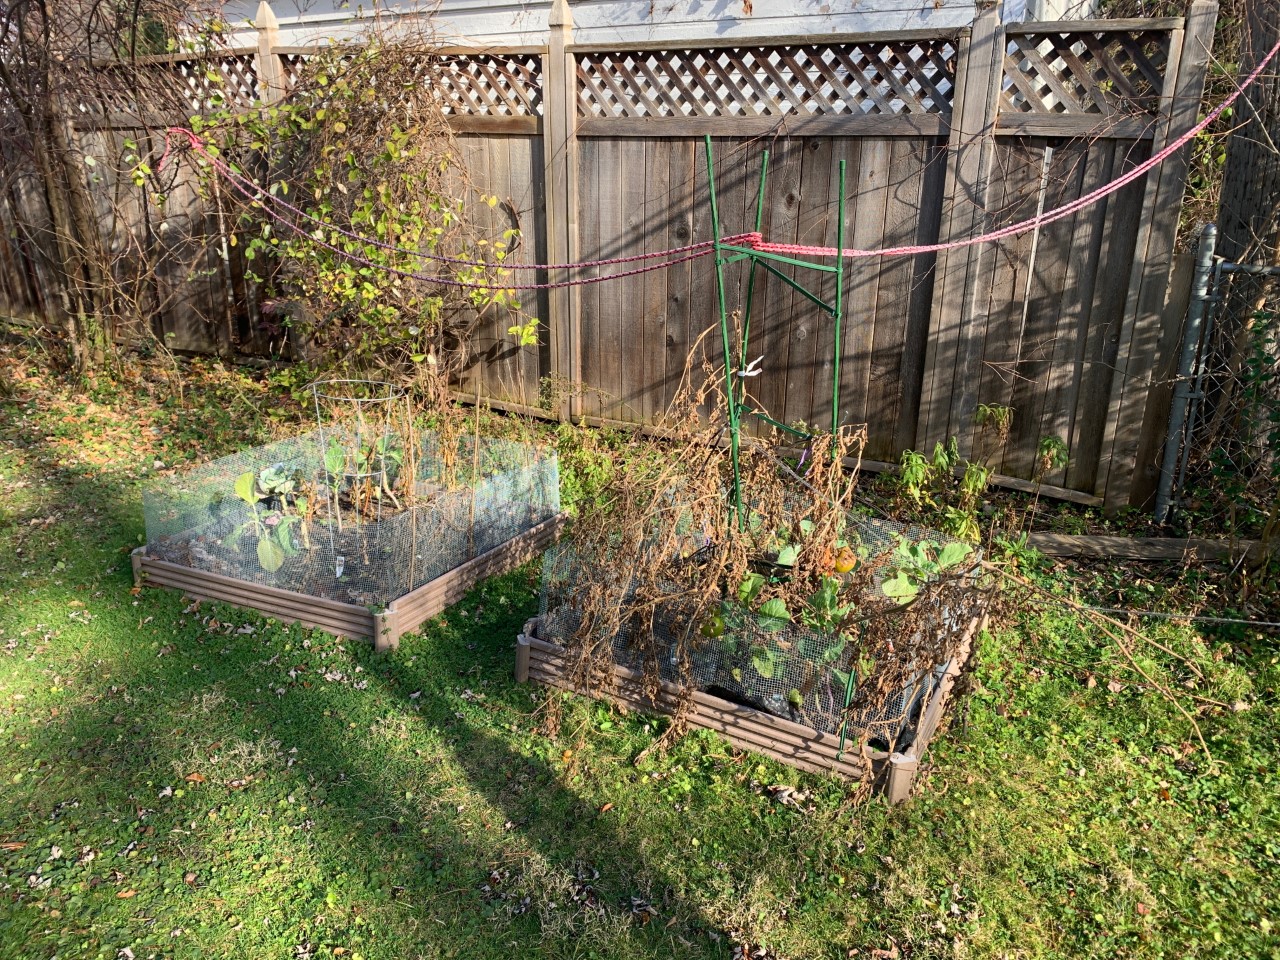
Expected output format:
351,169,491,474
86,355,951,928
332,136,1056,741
133,512,568,650
516,612,984,802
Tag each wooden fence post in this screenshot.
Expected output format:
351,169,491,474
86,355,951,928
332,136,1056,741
255,1,286,104
914,1,1005,455
542,0,579,422
1098,0,1218,509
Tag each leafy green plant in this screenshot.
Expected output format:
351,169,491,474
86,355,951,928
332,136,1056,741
193,42,529,399
230,463,311,572
508,316,541,347
881,536,974,605
1035,436,1069,480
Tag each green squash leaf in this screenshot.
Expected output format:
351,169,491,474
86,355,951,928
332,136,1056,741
736,572,765,605
881,572,919,603
750,647,777,679
756,597,791,632
936,542,973,570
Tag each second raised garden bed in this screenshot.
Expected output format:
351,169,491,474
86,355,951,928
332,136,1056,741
137,423,564,649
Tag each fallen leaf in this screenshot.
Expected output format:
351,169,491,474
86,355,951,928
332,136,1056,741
1107,679,1124,693
598,803,614,813
117,889,137,899
1137,902,1150,916
184,773,205,783
1085,674,1097,689
183,872,197,885
0,842,26,851
561,750,572,761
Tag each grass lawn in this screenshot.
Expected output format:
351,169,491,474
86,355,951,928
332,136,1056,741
1,348,1277,959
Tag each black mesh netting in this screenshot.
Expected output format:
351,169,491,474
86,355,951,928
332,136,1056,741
538,514,978,749
143,427,559,608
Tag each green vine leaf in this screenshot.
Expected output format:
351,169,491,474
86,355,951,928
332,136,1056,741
757,597,791,632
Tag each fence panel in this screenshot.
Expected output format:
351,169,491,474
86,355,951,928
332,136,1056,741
0,9,1217,507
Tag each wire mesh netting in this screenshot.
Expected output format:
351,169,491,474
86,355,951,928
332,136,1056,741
1178,267,1280,540
538,513,978,751
143,427,560,608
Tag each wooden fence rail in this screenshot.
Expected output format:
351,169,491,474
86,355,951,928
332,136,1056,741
0,2,1216,508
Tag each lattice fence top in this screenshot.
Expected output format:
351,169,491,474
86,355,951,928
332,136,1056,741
276,50,542,116
1001,30,1171,115
432,53,543,116
94,55,260,116
575,42,957,119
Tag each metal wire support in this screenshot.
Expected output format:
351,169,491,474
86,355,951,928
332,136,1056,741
702,136,851,526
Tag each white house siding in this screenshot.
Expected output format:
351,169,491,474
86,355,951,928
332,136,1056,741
223,0,978,48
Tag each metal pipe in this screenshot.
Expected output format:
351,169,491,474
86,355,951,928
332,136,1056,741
1216,262,1280,276
1155,223,1217,524
1177,257,1225,500
704,136,744,527
830,159,847,435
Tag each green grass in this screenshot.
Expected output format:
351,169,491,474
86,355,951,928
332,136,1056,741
1,351,1277,959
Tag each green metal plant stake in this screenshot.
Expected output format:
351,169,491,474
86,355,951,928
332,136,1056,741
701,136,849,523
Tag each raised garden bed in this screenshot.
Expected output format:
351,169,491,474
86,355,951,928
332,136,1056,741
516,613,982,801
525,512,988,799
136,424,564,649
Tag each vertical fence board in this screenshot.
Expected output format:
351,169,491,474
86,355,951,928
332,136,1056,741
846,138,891,435
664,140,698,412
894,140,947,455
1037,140,1109,488
1066,140,1152,492
780,138,834,431
641,138,671,421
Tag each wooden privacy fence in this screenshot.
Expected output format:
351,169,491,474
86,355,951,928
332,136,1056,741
0,3,1216,508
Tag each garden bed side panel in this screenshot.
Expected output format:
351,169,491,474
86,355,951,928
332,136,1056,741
133,511,568,649
132,547,377,639
382,512,569,649
886,613,985,803
516,630,875,781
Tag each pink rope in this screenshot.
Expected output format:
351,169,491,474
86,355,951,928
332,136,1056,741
163,126,755,271
749,35,1280,260
206,158,713,289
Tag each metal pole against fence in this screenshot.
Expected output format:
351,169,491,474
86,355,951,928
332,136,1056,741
1155,223,1217,524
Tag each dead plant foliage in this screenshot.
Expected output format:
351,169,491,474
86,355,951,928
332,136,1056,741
553,346,992,786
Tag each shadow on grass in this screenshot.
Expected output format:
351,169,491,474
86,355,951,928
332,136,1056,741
0,425,730,958
0,394,742,959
